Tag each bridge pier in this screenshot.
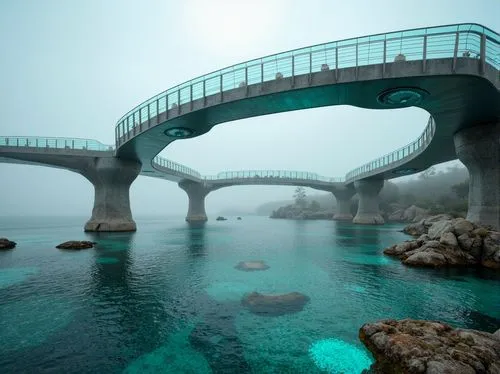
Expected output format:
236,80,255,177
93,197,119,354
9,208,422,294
83,158,141,232
454,123,500,230
332,187,355,221
353,179,385,225
179,180,211,222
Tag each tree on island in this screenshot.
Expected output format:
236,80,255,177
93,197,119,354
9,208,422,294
293,186,307,208
309,200,321,212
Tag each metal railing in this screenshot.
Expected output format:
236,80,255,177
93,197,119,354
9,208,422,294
150,116,437,185
115,23,499,146
203,170,343,183
344,117,436,182
0,136,114,151
152,156,202,179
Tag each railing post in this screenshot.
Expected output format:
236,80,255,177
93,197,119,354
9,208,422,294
165,95,169,118
156,99,159,125
202,80,206,107
422,35,427,73
355,42,358,78
291,55,295,87
55,139,57,148
132,112,136,135
335,47,338,81
245,66,249,96
72,139,74,149
479,33,486,74
452,31,459,72
189,84,193,111
260,62,264,83
219,74,223,102
177,90,181,114
308,51,312,84
147,103,151,128
382,38,386,77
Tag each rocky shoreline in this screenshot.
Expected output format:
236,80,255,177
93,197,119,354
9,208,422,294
359,319,500,373
384,215,500,270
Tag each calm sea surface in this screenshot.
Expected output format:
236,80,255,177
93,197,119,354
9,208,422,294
0,216,499,373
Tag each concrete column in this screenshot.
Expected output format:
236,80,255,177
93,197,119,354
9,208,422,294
332,186,355,221
353,179,385,225
454,123,500,230
179,180,211,222
82,158,141,232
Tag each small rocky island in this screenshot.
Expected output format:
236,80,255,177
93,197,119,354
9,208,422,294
359,319,500,373
0,238,16,250
270,187,333,220
384,215,500,269
56,241,96,250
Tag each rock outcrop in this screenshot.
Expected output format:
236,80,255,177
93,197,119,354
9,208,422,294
234,260,270,271
359,319,500,374
0,238,16,250
385,216,500,269
56,241,96,250
388,205,429,223
403,214,455,236
241,291,310,316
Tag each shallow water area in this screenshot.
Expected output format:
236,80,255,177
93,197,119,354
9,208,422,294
0,215,499,373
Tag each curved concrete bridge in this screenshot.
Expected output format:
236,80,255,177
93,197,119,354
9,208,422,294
115,22,499,228
1,23,499,231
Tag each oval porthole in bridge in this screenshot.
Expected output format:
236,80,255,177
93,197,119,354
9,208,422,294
393,168,419,175
164,127,194,138
377,87,429,107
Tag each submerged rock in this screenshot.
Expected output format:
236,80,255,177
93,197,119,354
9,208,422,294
386,215,500,270
241,291,310,316
0,238,16,250
234,260,269,271
359,319,500,374
56,241,96,250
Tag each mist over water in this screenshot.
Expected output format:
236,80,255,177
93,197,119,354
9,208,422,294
1,216,499,373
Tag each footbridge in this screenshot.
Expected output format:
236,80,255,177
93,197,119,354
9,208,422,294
1,23,499,231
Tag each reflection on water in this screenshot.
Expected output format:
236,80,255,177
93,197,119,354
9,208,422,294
0,216,498,373
185,222,206,258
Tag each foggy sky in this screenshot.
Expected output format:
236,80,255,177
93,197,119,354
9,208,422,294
0,0,498,217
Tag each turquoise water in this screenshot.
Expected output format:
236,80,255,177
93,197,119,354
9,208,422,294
0,216,499,373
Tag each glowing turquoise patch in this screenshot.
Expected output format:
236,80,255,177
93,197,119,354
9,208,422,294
309,338,372,373
96,257,119,264
124,325,210,373
0,296,74,351
0,267,38,289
